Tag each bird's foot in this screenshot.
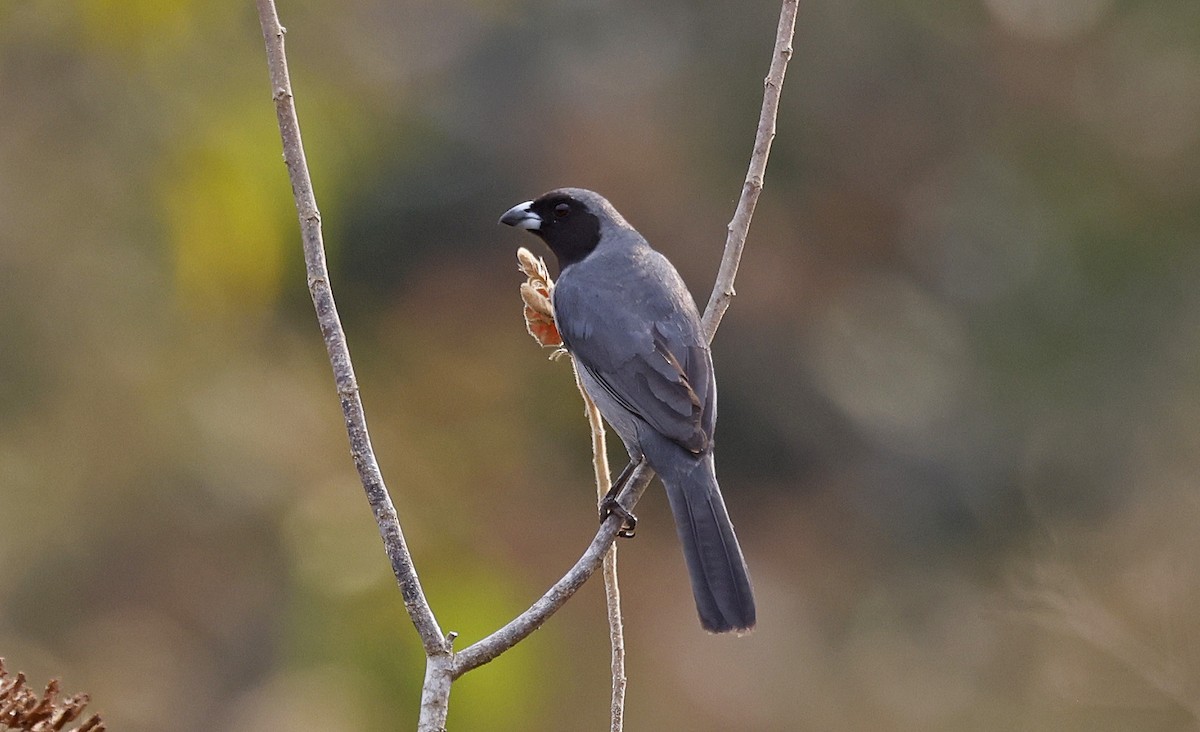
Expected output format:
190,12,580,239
600,497,637,539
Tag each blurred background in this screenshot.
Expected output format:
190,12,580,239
2,0,1199,729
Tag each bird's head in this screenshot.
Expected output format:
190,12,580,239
499,188,631,268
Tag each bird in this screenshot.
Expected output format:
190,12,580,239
500,188,756,633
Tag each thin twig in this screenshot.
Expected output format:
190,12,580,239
254,0,446,661
454,0,798,675
601,546,626,731
703,0,798,342
575,366,627,732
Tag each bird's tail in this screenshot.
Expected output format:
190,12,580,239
659,454,756,633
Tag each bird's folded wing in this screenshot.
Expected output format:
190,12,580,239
575,321,713,454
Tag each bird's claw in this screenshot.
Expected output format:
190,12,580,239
600,497,638,539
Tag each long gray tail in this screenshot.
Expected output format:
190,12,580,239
660,455,756,633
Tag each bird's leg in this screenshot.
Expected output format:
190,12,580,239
599,460,638,538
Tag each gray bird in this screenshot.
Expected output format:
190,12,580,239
500,188,756,633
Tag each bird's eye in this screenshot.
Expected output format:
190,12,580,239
554,203,570,218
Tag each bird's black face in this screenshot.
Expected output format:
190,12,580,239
499,192,601,269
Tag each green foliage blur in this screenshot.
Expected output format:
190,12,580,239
3,0,1200,729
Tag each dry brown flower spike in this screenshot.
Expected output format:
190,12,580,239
516,247,564,351
0,658,104,732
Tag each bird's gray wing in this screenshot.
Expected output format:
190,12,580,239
556,282,714,454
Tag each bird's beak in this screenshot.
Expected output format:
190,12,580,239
499,201,541,230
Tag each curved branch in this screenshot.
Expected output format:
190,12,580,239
257,0,797,716
255,0,446,658
454,0,799,676
703,0,798,341
452,465,654,677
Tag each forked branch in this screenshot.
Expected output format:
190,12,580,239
256,0,798,727
454,0,799,673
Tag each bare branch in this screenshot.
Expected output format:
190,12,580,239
703,0,799,341
256,0,797,723
577,369,627,732
454,0,798,676
254,0,446,657
601,544,626,732
418,655,454,732
452,465,654,677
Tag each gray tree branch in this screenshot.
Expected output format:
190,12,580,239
704,0,799,342
257,0,797,726
574,370,627,732
452,0,799,677
601,542,626,732
254,0,448,665
450,465,655,677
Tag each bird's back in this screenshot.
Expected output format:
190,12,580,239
554,235,716,455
